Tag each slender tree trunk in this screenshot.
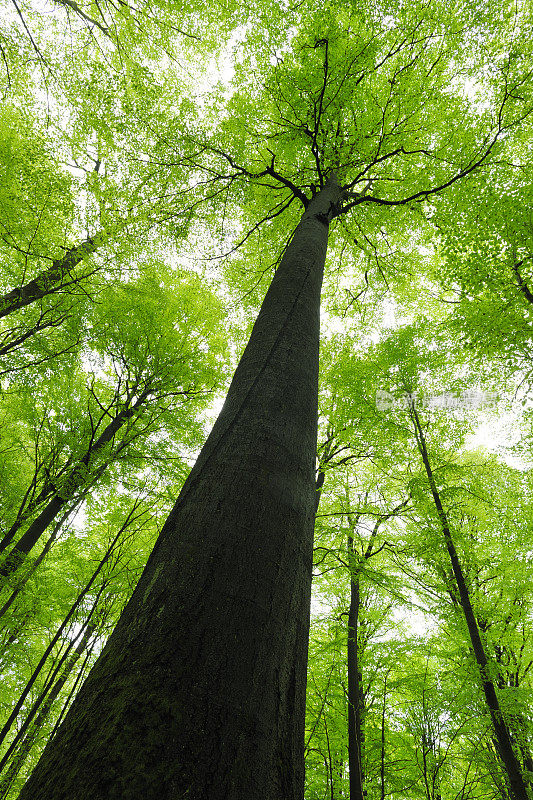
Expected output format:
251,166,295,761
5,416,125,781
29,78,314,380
347,541,365,800
17,176,344,800
0,623,95,799
0,512,131,749
0,389,150,581
410,403,531,800
0,233,106,320
345,502,401,800
0,454,92,555
0,503,81,621
380,674,387,800
0,613,30,664
332,757,344,799
421,731,431,800
49,643,93,739
0,461,63,553
324,718,335,800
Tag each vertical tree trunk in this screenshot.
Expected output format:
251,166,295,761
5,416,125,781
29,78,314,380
347,542,365,800
17,176,344,800
380,674,387,800
323,718,335,800
332,757,345,799
345,505,400,800
410,403,531,800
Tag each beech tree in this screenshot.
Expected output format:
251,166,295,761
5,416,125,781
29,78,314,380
2,0,533,798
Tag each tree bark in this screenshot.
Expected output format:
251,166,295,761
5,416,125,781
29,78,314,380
0,234,105,320
17,175,344,800
410,402,531,800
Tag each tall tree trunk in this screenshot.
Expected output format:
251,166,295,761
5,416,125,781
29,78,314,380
410,402,531,800
344,500,404,800
347,544,365,800
0,233,106,320
324,717,335,800
332,757,345,799
17,175,344,800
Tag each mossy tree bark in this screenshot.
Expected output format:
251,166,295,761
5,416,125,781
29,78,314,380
17,175,344,800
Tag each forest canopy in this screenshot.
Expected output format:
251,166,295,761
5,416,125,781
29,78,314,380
1,0,533,798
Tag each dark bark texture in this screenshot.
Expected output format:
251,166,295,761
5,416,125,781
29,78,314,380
18,177,343,800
